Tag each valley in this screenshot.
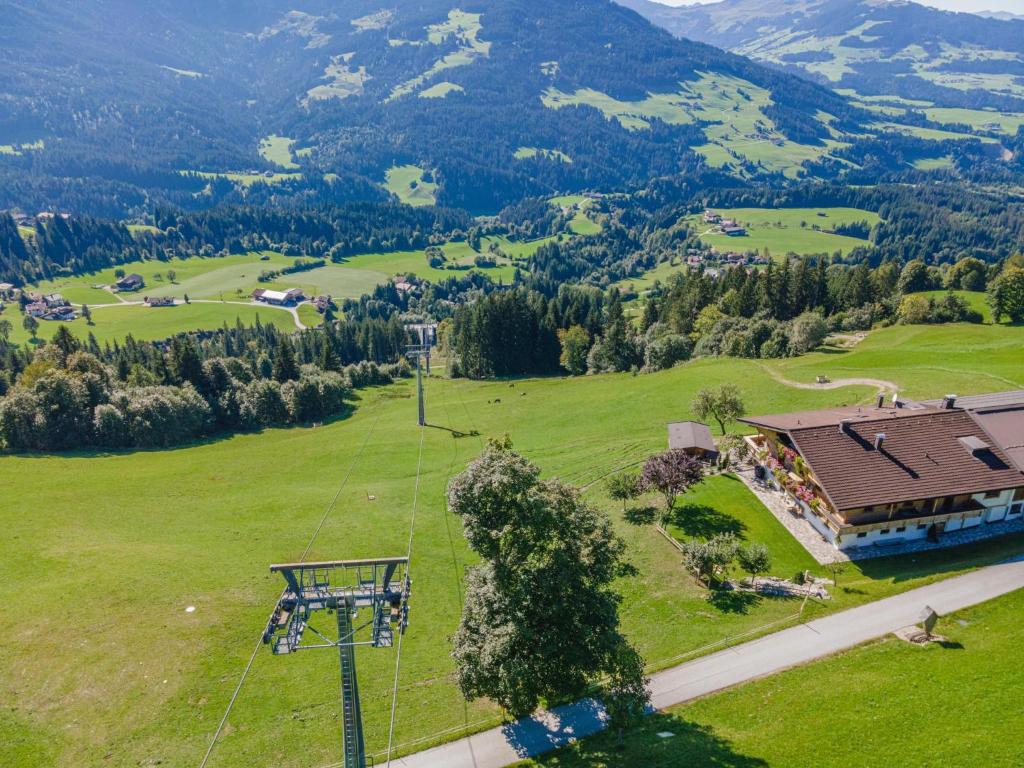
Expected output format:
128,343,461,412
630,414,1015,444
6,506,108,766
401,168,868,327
1,2,1023,767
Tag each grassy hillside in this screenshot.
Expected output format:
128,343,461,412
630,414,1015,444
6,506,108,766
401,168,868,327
3,322,1023,766
689,206,880,258
519,587,1024,767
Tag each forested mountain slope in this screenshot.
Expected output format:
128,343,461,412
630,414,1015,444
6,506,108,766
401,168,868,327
622,0,1024,111
0,0,887,215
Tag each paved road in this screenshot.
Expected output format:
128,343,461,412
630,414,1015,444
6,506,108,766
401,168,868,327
395,557,1024,767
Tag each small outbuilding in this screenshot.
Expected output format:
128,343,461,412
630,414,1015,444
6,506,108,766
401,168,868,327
667,420,719,462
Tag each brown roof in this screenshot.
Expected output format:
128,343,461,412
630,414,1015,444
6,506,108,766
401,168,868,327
788,410,1022,511
969,406,1024,472
741,402,939,432
667,421,717,453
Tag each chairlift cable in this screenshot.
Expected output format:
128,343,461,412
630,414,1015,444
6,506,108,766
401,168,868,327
384,408,428,766
198,403,385,768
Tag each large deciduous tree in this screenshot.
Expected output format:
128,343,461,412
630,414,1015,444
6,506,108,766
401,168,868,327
448,440,649,722
988,265,1024,323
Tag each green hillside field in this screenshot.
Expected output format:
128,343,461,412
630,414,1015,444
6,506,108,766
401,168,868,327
519,588,1024,767
689,207,882,258
2,321,1023,767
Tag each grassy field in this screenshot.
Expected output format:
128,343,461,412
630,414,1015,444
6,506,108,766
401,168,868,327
917,289,992,323
258,135,299,169
769,322,1023,398
913,155,955,171
542,72,837,178
3,302,299,347
923,107,1024,135
3,321,1023,767
515,146,572,163
689,206,881,259
384,164,438,206
419,82,464,98
17,240,546,345
520,587,1024,767
873,122,999,144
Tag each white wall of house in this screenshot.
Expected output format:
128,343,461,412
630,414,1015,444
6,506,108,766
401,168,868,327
837,521,931,550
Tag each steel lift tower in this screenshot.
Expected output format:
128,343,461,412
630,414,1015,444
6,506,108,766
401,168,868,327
405,322,437,426
263,558,411,768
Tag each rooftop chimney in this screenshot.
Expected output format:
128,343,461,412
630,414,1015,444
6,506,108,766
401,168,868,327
874,433,887,451
942,394,957,410
876,393,885,408
839,419,852,434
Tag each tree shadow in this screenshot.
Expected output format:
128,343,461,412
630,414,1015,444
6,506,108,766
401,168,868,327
624,505,657,525
426,422,480,439
522,712,769,767
707,589,761,615
669,503,745,539
937,640,965,650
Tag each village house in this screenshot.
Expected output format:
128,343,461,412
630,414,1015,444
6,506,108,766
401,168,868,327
313,295,332,313
742,391,1024,551
116,273,145,292
703,209,721,224
0,282,15,298
668,421,719,463
252,287,304,306
394,280,415,295
144,296,176,307
722,224,746,237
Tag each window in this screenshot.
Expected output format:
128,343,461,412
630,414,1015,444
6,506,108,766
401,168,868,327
917,523,928,530
896,526,906,533
985,490,1001,499
879,528,891,535
857,532,867,538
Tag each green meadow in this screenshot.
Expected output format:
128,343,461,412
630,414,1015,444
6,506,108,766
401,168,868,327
3,321,1023,767
3,302,299,347
520,588,1024,768
689,206,880,258
257,135,299,170
923,107,1024,135
383,164,438,206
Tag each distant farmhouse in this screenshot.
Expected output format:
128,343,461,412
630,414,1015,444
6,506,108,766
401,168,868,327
26,291,75,321
252,287,304,306
115,273,145,292
668,420,719,462
743,391,1024,551
144,296,176,307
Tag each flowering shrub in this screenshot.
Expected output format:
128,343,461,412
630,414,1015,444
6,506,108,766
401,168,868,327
793,485,816,505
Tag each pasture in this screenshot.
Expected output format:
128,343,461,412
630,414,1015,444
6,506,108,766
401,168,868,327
520,588,1024,767
3,321,1024,767
689,206,880,258
3,302,299,347
258,135,299,169
923,107,1024,135
384,164,438,206
419,82,464,98
542,72,838,178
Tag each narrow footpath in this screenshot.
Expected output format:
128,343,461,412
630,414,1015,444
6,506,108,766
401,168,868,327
396,556,1024,767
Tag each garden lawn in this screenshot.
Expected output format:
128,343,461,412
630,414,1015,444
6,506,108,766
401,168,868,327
687,207,881,259
519,587,1024,768
2,323,1023,767
666,474,818,580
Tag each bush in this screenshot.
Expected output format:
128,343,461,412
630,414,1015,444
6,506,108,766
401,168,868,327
644,333,692,372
